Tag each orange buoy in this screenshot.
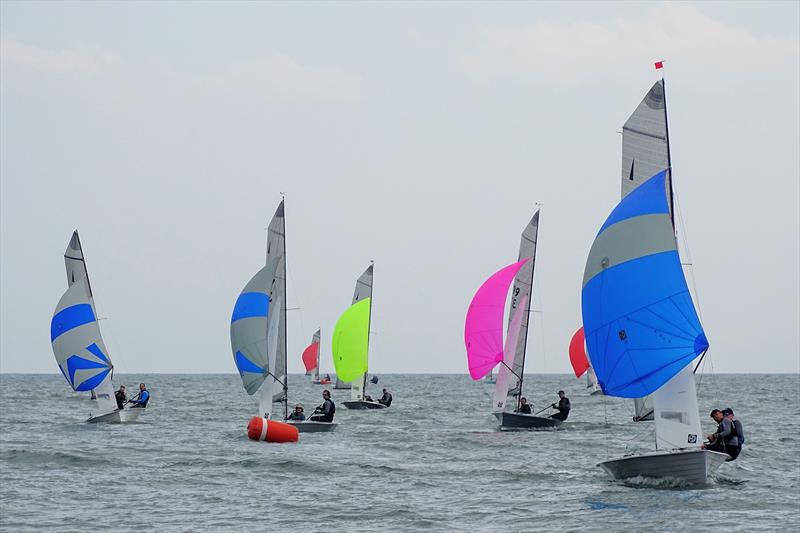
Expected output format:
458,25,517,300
247,416,299,443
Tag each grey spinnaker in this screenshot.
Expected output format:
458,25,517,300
50,231,117,415
506,211,539,401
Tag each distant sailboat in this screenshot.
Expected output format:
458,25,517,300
50,231,140,423
466,211,558,430
582,169,726,484
302,329,320,377
333,263,386,410
568,327,602,395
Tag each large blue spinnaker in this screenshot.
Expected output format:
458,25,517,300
581,170,708,398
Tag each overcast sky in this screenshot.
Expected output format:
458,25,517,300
1,1,798,375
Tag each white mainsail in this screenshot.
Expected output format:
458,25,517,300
51,231,117,416
492,295,528,413
312,329,321,381
622,79,672,421
652,365,702,451
349,265,373,401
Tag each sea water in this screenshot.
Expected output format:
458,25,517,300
1,373,798,532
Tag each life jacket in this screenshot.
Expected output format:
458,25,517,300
138,390,150,407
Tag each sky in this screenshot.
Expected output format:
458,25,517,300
1,1,798,375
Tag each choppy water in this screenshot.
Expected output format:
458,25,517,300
1,373,798,532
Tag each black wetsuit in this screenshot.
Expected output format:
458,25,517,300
517,403,532,414
312,399,335,422
707,418,740,461
114,390,126,410
378,392,393,407
550,397,571,421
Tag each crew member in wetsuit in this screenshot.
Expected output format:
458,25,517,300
703,409,740,461
129,383,150,408
516,397,532,414
725,408,745,449
286,404,306,421
114,385,127,410
549,390,571,421
378,388,392,407
310,389,335,422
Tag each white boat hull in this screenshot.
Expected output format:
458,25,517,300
343,400,387,410
494,411,562,430
286,420,337,433
599,448,728,485
87,408,142,424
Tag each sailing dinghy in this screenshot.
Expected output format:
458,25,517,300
582,170,726,484
303,329,320,378
333,264,386,410
465,211,558,430
50,231,141,424
232,201,333,440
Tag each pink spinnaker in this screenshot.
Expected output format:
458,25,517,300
569,326,590,378
464,258,530,381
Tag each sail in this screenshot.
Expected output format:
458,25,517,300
621,79,672,216
331,297,371,382
64,231,90,289
267,202,287,403
464,259,529,381
302,331,320,375
230,259,280,395
652,365,702,450
51,237,116,415
492,295,527,412
568,327,590,378
506,211,539,395
581,170,708,398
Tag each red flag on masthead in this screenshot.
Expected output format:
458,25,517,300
654,61,664,70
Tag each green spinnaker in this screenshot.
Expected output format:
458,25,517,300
331,297,370,382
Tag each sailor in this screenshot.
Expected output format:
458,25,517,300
286,404,306,421
516,397,532,414
324,374,331,381
310,389,335,423
549,391,571,421
725,407,745,449
377,388,392,407
703,409,740,461
114,385,127,410
129,383,150,408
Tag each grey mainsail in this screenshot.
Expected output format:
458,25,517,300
621,79,672,216
267,202,287,405
312,329,321,381
506,211,539,404
621,79,672,421
349,264,374,400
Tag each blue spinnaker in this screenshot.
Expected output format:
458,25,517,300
581,170,708,398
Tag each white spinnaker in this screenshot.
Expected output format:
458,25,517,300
349,265,373,400
492,295,528,413
652,365,702,451
51,277,117,416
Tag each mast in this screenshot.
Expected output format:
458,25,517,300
281,195,288,420
662,77,676,230
515,210,540,411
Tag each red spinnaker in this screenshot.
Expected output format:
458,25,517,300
302,342,319,373
569,327,590,378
